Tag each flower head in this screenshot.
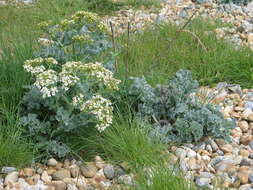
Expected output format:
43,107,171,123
72,34,94,44
24,58,45,74
35,69,59,98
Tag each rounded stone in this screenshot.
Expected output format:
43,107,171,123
103,164,115,180
4,171,19,185
23,168,34,177
80,163,97,178
52,169,71,180
51,180,67,190
1,167,17,174
195,177,211,187
48,158,58,167
69,165,79,178
238,121,249,133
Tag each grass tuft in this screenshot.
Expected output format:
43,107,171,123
117,18,253,88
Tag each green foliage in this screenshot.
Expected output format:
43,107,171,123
128,70,236,144
0,109,33,167
36,11,115,70
20,12,120,159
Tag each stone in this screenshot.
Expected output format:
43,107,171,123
47,168,57,175
237,171,249,184
240,158,251,166
41,171,52,183
52,169,71,180
95,156,106,169
240,134,252,145
23,168,34,177
248,113,253,121
239,184,252,190
117,175,133,185
249,172,253,183
195,177,211,187
240,149,250,157
245,101,253,110
214,161,235,173
69,165,79,178
37,167,44,175
186,149,197,158
67,184,78,190
52,181,67,190
220,144,233,153
1,167,17,174
179,159,188,172
55,163,63,170
4,171,19,185
188,158,201,170
242,108,253,119
63,160,70,168
103,164,115,180
249,141,253,150
238,121,249,133
175,148,187,160
208,139,219,152
247,33,253,44
80,163,97,178
48,158,58,167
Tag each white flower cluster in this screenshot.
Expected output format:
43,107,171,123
72,34,94,44
59,71,80,91
84,62,120,90
24,57,58,74
72,94,113,132
24,58,45,74
60,61,120,90
34,69,59,98
38,38,54,46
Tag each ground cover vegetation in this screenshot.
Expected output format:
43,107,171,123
0,0,253,189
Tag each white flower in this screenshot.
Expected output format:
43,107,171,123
38,38,54,46
59,70,80,91
35,69,59,98
61,61,121,90
45,57,58,65
83,94,113,132
72,93,113,132
23,58,45,74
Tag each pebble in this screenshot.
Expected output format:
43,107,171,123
4,171,19,185
103,165,115,180
1,167,17,174
48,158,58,167
117,175,133,185
69,165,79,178
80,163,97,178
195,177,211,187
51,180,67,190
175,148,187,160
52,169,71,180
249,141,253,150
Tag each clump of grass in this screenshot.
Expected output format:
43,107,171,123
117,17,253,88
0,109,33,168
71,114,166,166
71,114,196,190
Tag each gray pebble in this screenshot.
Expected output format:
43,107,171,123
103,164,115,180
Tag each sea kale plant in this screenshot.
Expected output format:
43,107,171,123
37,11,115,70
128,70,236,144
20,11,120,158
